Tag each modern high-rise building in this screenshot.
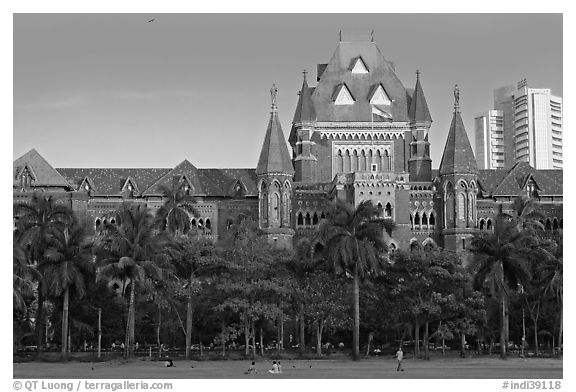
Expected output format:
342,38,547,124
484,80,563,170
475,110,504,169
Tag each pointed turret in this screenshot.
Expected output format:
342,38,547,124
437,85,479,252
438,86,478,176
408,70,432,123
408,70,433,182
256,84,294,176
293,71,316,123
257,84,295,250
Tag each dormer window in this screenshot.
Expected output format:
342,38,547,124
350,56,369,74
333,84,355,105
19,166,35,188
369,84,392,106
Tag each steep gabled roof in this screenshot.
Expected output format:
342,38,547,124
310,40,410,122
58,168,170,195
13,149,71,188
408,72,432,123
256,110,294,176
439,110,478,176
142,160,210,196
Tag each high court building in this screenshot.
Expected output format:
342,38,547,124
13,31,563,251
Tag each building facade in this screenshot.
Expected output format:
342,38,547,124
487,81,563,170
475,110,505,170
13,33,563,252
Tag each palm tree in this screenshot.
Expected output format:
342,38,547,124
507,195,544,233
470,215,531,359
315,199,388,360
95,203,171,358
13,236,38,313
539,229,562,352
14,193,74,355
154,180,198,236
41,223,94,361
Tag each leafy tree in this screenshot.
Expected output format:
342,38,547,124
470,215,531,359
41,222,94,360
539,230,563,351
154,180,199,236
95,203,171,358
315,199,388,360
14,193,74,354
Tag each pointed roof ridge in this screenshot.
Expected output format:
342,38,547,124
408,70,432,123
439,110,478,176
13,149,71,188
293,71,316,123
142,159,207,195
256,103,294,176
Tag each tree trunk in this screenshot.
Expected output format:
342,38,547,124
352,264,360,360
424,321,429,360
244,320,250,356
185,285,193,360
61,288,70,361
280,318,284,350
260,327,264,357
299,302,305,354
500,294,506,359
316,321,323,356
415,321,420,358
365,331,373,357
558,306,563,352
35,282,45,356
460,333,466,358
251,319,256,357
97,308,102,359
533,317,539,356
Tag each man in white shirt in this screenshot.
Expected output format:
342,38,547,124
396,347,404,371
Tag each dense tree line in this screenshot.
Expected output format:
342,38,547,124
13,184,562,362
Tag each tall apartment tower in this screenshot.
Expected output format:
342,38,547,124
474,110,505,169
490,80,563,170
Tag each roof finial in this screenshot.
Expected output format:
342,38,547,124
416,69,420,79
302,69,307,82
453,84,460,112
270,84,278,111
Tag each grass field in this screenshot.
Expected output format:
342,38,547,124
13,357,562,379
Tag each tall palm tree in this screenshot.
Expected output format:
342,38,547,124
14,193,74,355
154,180,198,236
315,199,388,360
470,215,531,359
507,195,544,233
13,236,38,313
95,203,171,358
42,223,94,361
539,229,562,351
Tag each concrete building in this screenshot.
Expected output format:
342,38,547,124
13,32,563,252
475,110,505,169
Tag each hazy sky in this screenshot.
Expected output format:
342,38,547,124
13,13,562,169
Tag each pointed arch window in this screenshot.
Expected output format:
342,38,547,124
414,212,421,229
422,212,428,228
429,212,435,228
486,219,492,231
410,213,414,230
385,202,392,218
297,212,304,226
305,213,311,226
457,193,466,221
312,212,319,225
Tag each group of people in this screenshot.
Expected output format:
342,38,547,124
244,360,283,374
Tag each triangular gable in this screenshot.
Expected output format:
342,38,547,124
121,177,139,194
229,179,247,197
332,84,355,105
79,176,96,192
142,160,206,196
13,149,71,188
350,56,369,74
369,84,392,105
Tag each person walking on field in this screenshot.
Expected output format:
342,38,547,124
396,347,404,371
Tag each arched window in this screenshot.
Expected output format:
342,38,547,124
305,213,311,226
410,214,414,230
414,212,421,229
344,150,351,172
429,212,435,228
191,218,197,227
95,218,101,231
205,218,211,231
377,202,384,217
479,219,485,230
283,193,290,225
553,218,558,231
260,182,268,223
198,219,204,228
320,212,326,220
336,150,343,173
545,218,551,231
272,193,280,220
385,202,392,218
297,212,304,226
458,193,466,222
486,219,492,231
312,212,319,225
422,213,428,228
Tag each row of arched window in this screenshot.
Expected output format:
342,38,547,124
296,211,326,227
477,217,562,231
333,148,393,173
410,211,436,230
260,180,291,228
191,217,212,234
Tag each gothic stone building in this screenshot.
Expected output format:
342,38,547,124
13,33,563,251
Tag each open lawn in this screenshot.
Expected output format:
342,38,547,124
13,357,562,379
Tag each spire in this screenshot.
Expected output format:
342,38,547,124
256,85,295,176
292,70,316,123
439,86,478,176
408,69,432,123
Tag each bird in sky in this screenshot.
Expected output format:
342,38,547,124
148,18,155,23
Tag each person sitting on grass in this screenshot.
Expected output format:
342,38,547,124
268,361,279,374
244,361,257,374
164,359,175,367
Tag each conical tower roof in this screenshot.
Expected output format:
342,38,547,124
256,85,294,176
408,71,432,123
292,72,316,123
439,88,478,176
